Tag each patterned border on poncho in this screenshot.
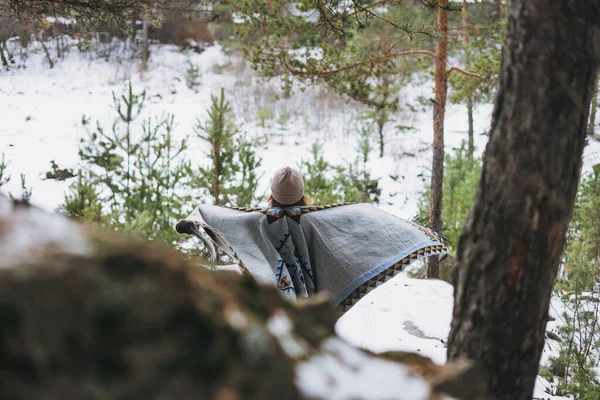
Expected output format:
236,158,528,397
334,242,447,313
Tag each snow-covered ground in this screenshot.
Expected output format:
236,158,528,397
337,269,574,400
0,39,495,218
2,40,598,399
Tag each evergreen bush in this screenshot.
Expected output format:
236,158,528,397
59,82,191,245
192,88,262,207
185,51,202,90
256,105,274,128
0,153,9,187
418,141,482,252
299,135,380,205
551,166,600,398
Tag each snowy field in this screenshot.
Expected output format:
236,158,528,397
337,268,573,400
0,40,495,217
2,40,599,399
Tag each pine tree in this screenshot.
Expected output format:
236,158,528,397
418,142,482,253
299,143,340,205
61,83,191,245
193,88,262,207
449,8,505,159
299,139,380,205
4,0,207,29
236,137,262,207
551,166,600,398
0,153,10,188
344,125,381,203
185,50,202,90
13,174,32,203
61,171,104,223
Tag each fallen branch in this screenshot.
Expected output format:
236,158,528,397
0,196,482,399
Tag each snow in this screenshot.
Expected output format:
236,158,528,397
337,273,452,365
0,197,91,268
286,3,320,23
267,310,309,358
0,42,233,210
288,47,325,62
0,39,496,218
296,337,435,400
1,38,599,400
5,38,597,218
225,308,249,330
338,272,573,400
46,16,76,25
231,13,250,24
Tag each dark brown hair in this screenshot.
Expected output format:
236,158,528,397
267,194,311,207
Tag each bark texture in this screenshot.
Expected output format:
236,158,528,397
447,2,600,400
428,0,449,279
0,197,478,400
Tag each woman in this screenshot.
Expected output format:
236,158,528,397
178,166,448,313
267,166,311,207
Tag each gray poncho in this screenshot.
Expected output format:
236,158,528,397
181,203,447,313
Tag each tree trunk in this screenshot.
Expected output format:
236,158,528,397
427,0,449,279
461,0,469,45
589,78,598,137
447,2,600,400
467,99,474,160
496,0,503,21
54,27,61,59
141,19,149,71
40,39,54,69
131,16,137,52
214,144,221,205
462,0,474,160
0,41,9,71
378,116,385,158
377,74,390,158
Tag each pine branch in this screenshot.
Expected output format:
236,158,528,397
6,0,213,26
312,0,351,38
422,24,476,32
350,1,436,38
283,50,435,77
312,0,436,38
387,37,410,51
346,90,384,109
447,67,484,80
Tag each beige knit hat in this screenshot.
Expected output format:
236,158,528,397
270,166,304,205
